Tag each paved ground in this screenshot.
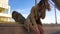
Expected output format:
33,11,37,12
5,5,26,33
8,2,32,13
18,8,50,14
0,24,60,34
43,24,60,34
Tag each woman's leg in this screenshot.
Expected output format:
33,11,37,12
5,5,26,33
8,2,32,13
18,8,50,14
37,24,44,34
29,25,40,34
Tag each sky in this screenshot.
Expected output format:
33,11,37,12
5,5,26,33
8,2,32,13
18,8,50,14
9,0,60,24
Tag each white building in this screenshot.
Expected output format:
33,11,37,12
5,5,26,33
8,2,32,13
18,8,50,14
0,0,12,22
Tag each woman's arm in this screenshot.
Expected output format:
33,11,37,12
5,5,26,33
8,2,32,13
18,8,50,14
30,6,37,27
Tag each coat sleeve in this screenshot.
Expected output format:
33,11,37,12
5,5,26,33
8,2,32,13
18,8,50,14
30,6,37,27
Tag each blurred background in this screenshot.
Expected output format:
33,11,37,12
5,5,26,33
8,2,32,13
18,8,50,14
0,0,60,34
9,0,60,24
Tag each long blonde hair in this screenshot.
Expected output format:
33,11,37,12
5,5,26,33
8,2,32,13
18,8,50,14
37,0,51,19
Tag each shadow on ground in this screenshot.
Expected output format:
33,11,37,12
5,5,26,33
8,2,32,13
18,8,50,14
53,31,60,34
